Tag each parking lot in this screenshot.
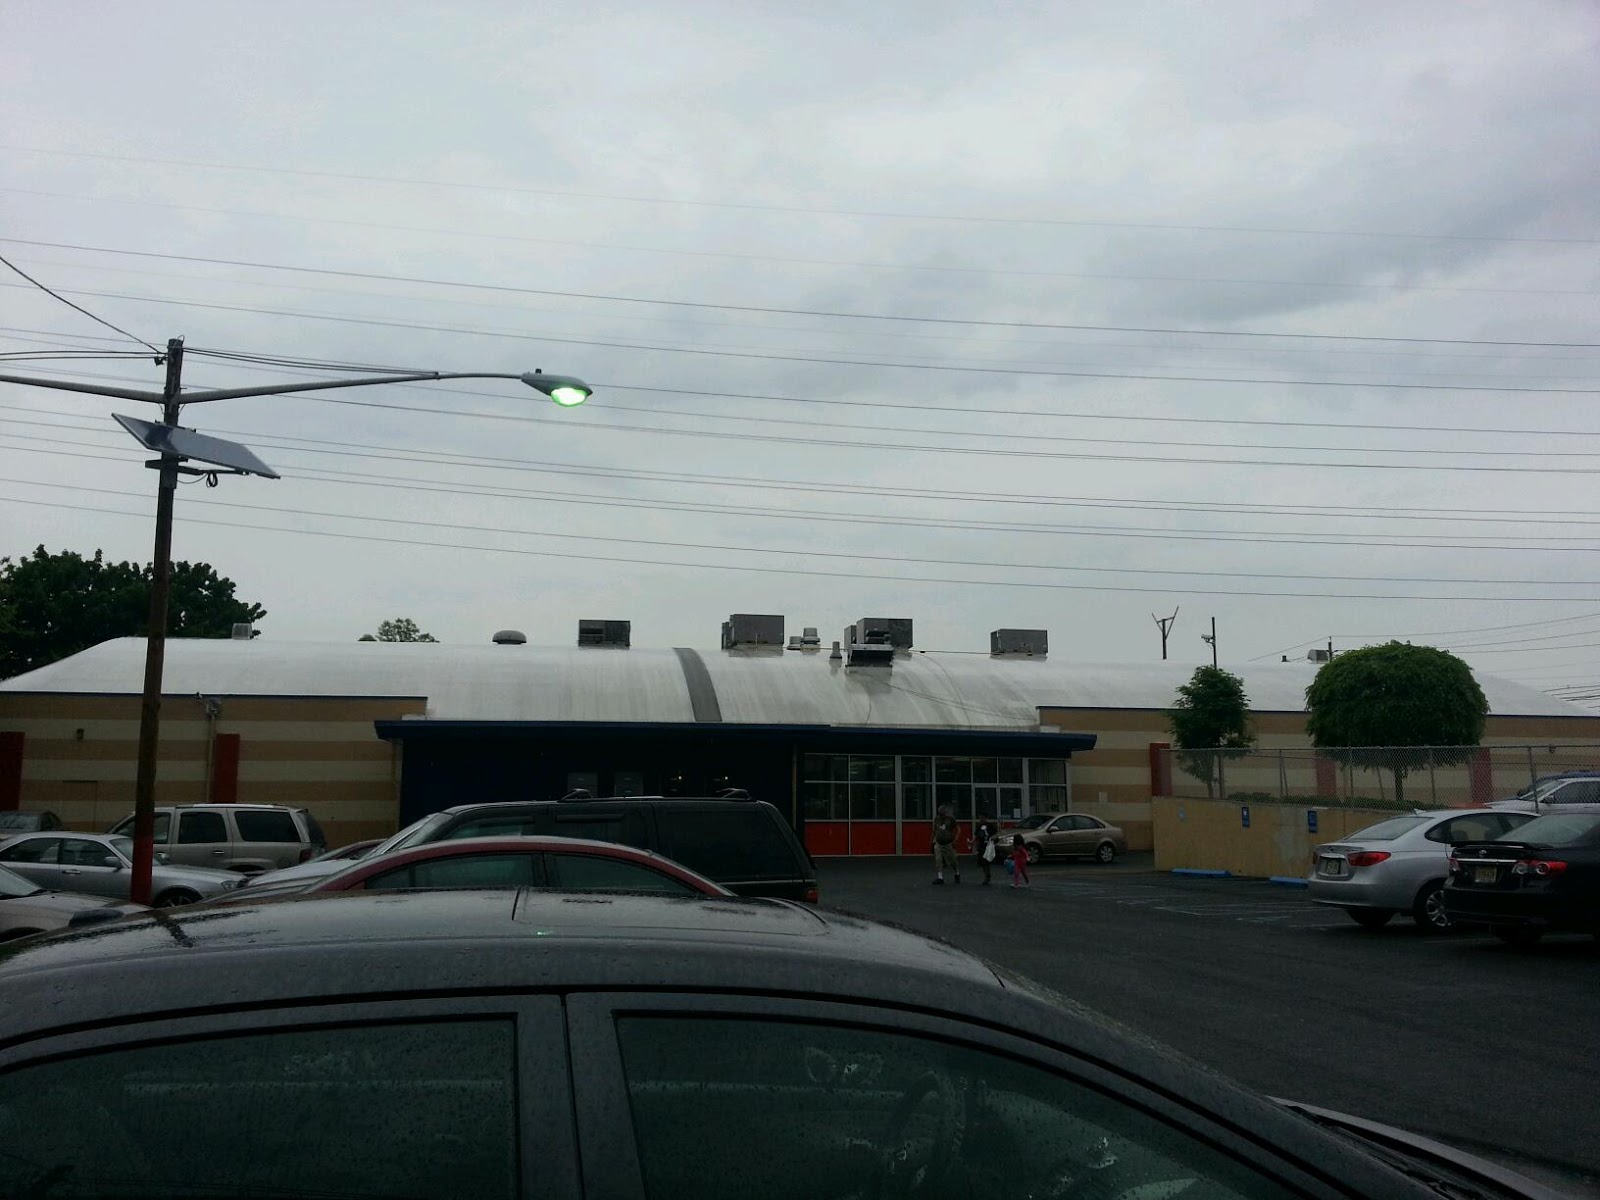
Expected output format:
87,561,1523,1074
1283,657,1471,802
820,856,1600,1196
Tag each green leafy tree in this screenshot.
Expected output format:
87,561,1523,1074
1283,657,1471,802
1167,666,1254,798
0,545,267,679
1305,642,1487,804
359,617,438,643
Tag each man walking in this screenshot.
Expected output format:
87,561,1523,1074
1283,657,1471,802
975,813,996,885
931,805,961,885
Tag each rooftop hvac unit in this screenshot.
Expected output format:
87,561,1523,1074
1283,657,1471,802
991,628,1048,657
493,629,528,646
843,617,911,667
578,620,631,648
230,623,254,640
721,613,784,649
1306,648,1332,663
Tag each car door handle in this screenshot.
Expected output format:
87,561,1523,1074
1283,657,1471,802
62,868,81,875
211,849,226,855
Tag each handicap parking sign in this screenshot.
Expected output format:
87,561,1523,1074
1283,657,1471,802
1240,805,1251,829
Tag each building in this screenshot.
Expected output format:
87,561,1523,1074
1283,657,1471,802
3,617,1596,855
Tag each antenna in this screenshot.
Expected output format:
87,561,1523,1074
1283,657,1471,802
1152,607,1179,660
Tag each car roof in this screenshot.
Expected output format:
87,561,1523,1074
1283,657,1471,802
439,796,772,815
363,834,689,860
0,891,999,1036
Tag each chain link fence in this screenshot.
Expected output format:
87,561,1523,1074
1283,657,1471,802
1160,744,1600,810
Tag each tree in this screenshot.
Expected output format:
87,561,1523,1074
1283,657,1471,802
1305,641,1487,804
359,617,437,643
0,545,267,679
1167,666,1254,798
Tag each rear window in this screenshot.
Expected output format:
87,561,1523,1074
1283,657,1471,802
657,806,804,882
177,810,228,845
1500,812,1600,847
234,810,302,843
1346,815,1430,841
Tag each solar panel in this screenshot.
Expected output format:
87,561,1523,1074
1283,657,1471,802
113,414,280,479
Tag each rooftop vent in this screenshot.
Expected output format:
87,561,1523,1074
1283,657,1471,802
1306,648,1332,663
493,629,527,645
721,613,784,650
787,625,824,651
230,622,254,640
991,629,1048,657
844,617,912,667
578,619,631,648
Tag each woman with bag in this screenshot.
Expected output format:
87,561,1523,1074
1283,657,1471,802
975,814,997,886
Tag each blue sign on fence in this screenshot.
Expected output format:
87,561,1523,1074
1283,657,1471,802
1240,805,1251,829
1307,809,1319,834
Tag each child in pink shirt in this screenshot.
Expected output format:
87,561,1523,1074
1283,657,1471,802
1009,835,1030,887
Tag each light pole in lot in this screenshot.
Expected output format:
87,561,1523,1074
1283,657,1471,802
0,340,593,903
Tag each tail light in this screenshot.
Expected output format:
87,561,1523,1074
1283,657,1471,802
1448,855,1461,875
1345,851,1391,868
1512,859,1567,877
803,886,819,904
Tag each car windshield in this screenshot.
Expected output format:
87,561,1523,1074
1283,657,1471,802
0,864,43,899
1014,815,1050,831
108,836,134,860
1497,812,1600,847
377,812,455,856
1346,815,1430,840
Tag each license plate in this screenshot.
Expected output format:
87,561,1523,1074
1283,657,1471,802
1474,866,1499,885
1317,858,1347,878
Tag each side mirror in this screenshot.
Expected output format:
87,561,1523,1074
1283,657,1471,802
155,852,170,865
101,855,123,870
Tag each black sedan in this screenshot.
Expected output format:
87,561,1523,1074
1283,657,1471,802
0,892,1563,1199
1443,809,1600,946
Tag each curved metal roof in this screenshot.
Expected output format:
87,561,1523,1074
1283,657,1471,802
1,637,1590,724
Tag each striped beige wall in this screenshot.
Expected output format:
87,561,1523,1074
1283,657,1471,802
0,694,426,845
1049,705,1600,856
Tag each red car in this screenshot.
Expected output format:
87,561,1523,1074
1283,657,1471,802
302,836,732,898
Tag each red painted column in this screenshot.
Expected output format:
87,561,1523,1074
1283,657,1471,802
1468,748,1493,806
209,733,241,804
1148,742,1172,796
1314,755,1338,797
0,732,22,812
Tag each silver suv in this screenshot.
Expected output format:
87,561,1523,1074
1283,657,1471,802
108,805,325,874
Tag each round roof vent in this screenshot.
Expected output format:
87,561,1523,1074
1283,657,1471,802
492,629,527,645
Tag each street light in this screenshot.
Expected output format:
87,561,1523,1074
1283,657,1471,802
0,339,592,903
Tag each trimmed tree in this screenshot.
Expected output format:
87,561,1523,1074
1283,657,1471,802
1168,666,1255,798
1304,642,1487,805
359,617,438,643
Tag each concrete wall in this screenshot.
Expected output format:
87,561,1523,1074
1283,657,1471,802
0,693,424,845
1152,795,1402,878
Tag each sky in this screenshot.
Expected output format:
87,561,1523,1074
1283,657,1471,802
1,1,1597,707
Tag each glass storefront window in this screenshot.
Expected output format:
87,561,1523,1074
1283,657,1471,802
935,758,971,784
999,758,1024,784
971,758,997,784
1031,786,1068,811
849,756,895,783
902,757,931,784
902,783,932,821
1031,760,1067,785
850,783,895,820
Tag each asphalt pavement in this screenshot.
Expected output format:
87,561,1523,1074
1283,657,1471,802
819,855,1600,1197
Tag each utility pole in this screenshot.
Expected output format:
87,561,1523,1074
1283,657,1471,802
1201,616,1217,668
130,337,184,906
1152,607,1179,660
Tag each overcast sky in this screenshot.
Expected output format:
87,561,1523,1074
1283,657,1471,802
2,2,1597,704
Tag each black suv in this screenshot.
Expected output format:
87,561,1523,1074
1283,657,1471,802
383,796,817,902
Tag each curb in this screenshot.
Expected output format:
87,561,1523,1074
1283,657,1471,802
1170,868,1232,878
1268,876,1310,888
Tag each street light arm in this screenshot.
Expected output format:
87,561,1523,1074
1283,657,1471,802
0,371,165,403
172,372,527,405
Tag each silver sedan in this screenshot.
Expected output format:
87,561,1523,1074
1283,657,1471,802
1308,809,1536,931
0,832,246,908
0,863,144,941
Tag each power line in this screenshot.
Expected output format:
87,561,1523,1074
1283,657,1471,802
9,380,1600,526
7,475,1595,588
7,429,1600,557
19,327,1600,441
5,238,1597,351
7,186,1595,298
9,283,1600,407
1,491,1591,604
9,144,1596,245
0,252,159,353
23,252,1599,384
